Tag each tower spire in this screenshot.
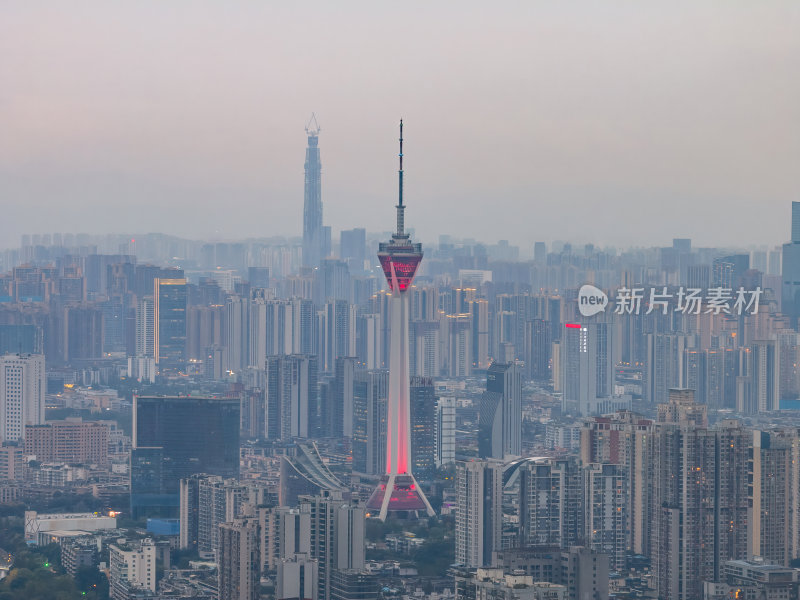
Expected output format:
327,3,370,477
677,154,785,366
305,112,320,135
396,119,405,237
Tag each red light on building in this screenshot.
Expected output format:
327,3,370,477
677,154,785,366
379,254,422,292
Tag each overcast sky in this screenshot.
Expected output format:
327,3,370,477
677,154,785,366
2,1,798,250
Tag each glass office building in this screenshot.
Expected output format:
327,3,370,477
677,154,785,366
130,396,240,518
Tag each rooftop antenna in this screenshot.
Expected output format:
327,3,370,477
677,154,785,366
305,113,320,135
396,119,405,237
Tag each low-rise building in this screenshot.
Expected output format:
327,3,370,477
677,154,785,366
704,559,798,600
454,568,567,600
24,511,117,543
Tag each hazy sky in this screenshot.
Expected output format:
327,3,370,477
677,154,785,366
2,1,798,250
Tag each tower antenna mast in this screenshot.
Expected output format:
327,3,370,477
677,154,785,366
396,120,405,237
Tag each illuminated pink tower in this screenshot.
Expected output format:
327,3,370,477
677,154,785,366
366,121,435,520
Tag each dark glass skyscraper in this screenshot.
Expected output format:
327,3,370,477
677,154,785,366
0,324,41,355
782,201,800,327
130,396,240,518
154,278,187,375
478,361,522,459
303,114,324,268
410,376,436,479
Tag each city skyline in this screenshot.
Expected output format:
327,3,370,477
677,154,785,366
3,3,800,599
2,2,798,248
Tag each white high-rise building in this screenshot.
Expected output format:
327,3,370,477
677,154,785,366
455,459,504,568
135,297,154,357
435,397,456,467
561,320,621,416
0,353,45,443
300,490,365,600
109,539,157,600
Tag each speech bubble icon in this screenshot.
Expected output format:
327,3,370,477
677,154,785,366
578,284,608,317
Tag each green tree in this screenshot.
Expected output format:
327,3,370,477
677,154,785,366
74,566,109,600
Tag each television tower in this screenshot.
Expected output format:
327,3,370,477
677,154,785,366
366,121,435,520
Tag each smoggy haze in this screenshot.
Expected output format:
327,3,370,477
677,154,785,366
1,1,798,249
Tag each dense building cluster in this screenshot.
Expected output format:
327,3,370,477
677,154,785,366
3,126,800,600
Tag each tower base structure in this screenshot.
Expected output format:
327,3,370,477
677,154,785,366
365,473,435,521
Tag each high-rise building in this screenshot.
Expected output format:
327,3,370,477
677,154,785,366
561,321,616,415
179,475,201,553
644,333,694,404
478,361,522,459
533,241,547,263
130,396,240,517
435,397,456,468
355,313,382,370
0,325,41,355
318,259,351,305
226,295,249,373
748,429,797,566
410,320,440,377
517,457,583,550
0,443,24,481
352,369,388,475
584,463,626,571
0,353,45,443
657,387,708,427
782,202,800,327
330,570,379,600
303,114,324,269
713,254,750,289
340,228,367,273
365,122,434,520
24,418,109,466
445,313,472,377
277,554,318,600
247,266,270,289
469,299,490,371
265,355,319,440
301,490,366,600
650,419,750,600
322,299,354,372
526,318,552,380
61,304,104,361
109,539,157,600
218,517,261,600
455,459,503,568
580,411,653,556
409,376,436,479
153,278,187,375
252,504,309,576
333,357,355,438
134,296,154,357
179,474,244,560
738,340,781,413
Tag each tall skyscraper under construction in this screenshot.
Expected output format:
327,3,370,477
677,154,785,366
303,114,324,268
366,121,435,520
